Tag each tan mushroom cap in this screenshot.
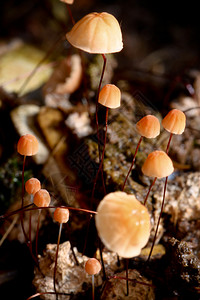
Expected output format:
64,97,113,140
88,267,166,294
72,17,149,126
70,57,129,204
142,150,174,178
136,115,160,138
98,84,121,108
25,178,41,195
95,191,151,258
33,189,51,207
60,0,74,4
54,207,69,224
66,12,123,54
162,109,186,134
85,258,101,275
17,134,38,156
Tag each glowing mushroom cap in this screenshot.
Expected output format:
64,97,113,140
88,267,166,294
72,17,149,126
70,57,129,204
95,191,151,258
98,84,121,109
17,134,38,156
136,115,160,138
85,258,101,275
54,207,69,224
162,109,186,134
142,150,174,178
33,189,51,207
25,178,41,195
60,0,74,4
66,12,123,54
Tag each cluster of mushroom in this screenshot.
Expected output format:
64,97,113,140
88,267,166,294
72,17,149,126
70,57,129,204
95,108,186,260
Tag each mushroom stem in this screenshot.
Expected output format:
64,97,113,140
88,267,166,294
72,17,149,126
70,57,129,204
91,274,95,300
66,4,75,25
35,209,42,259
146,176,168,263
54,223,63,300
98,238,106,280
125,259,129,296
122,136,143,191
20,155,30,244
143,177,157,206
95,54,107,192
166,132,173,154
91,107,108,204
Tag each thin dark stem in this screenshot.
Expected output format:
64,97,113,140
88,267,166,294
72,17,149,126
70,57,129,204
143,177,157,206
29,210,32,253
146,176,168,263
98,238,106,281
66,4,75,25
122,136,143,191
166,133,173,154
91,107,108,203
20,155,29,243
54,223,62,300
82,214,93,255
35,209,41,259
125,259,129,296
95,54,107,195
0,203,33,219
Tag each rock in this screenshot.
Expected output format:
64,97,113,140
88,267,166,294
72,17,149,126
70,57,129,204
101,269,155,300
33,241,102,300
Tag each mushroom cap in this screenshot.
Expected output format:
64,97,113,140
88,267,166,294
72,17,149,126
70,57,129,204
95,191,151,258
162,109,186,134
66,12,123,54
33,189,51,207
98,84,121,108
25,178,41,195
17,134,38,156
60,0,74,4
136,115,160,138
85,258,101,275
142,150,174,178
54,207,69,224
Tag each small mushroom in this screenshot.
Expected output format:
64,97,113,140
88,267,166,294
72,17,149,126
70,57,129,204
53,207,69,299
85,258,101,300
122,115,160,191
92,84,121,201
33,189,51,258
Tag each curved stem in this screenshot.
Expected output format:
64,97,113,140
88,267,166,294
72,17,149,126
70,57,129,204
146,176,168,263
143,177,157,206
91,107,108,204
122,136,143,191
54,223,63,300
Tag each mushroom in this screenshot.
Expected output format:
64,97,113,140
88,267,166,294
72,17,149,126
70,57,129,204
33,189,51,258
66,12,123,182
85,258,101,300
25,177,41,251
91,84,121,202
142,151,174,262
122,115,160,191
95,191,151,258
25,178,41,202
17,134,39,244
162,108,186,153
53,207,69,299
